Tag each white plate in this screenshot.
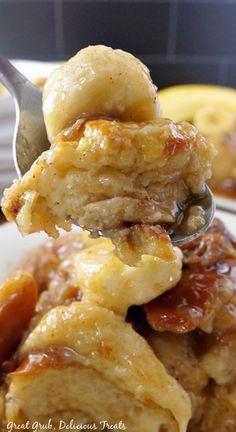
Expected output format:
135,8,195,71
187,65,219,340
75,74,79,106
215,195,236,214
0,222,48,283
0,210,236,284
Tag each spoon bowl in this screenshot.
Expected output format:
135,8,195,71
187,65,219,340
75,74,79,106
87,185,215,247
167,184,216,246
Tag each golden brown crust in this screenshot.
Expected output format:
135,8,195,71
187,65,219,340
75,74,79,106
4,303,191,432
1,118,214,244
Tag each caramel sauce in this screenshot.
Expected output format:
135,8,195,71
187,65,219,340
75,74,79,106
144,269,224,333
0,273,38,365
59,118,88,142
60,115,117,142
164,136,191,156
97,341,113,358
181,218,236,266
191,329,217,357
12,347,81,376
144,219,236,333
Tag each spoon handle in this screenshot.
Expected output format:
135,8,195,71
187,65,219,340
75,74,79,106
0,56,32,103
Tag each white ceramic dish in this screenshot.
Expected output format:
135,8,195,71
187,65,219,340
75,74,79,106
215,195,236,214
0,221,48,283
0,210,235,284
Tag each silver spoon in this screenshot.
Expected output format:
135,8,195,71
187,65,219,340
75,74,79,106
167,183,215,245
88,184,215,246
0,55,50,177
0,56,215,246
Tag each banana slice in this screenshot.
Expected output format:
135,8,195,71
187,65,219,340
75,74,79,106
159,84,236,122
43,45,159,141
194,104,235,136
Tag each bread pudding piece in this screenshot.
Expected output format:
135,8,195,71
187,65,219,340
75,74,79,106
147,331,236,432
4,303,191,432
1,45,214,265
0,218,235,431
22,228,182,317
143,219,236,431
75,225,182,315
0,230,184,429
2,118,213,252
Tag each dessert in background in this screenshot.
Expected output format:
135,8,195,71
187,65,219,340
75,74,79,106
159,84,236,200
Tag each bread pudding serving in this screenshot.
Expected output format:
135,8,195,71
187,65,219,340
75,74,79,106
1,45,235,431
2,46,214,263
